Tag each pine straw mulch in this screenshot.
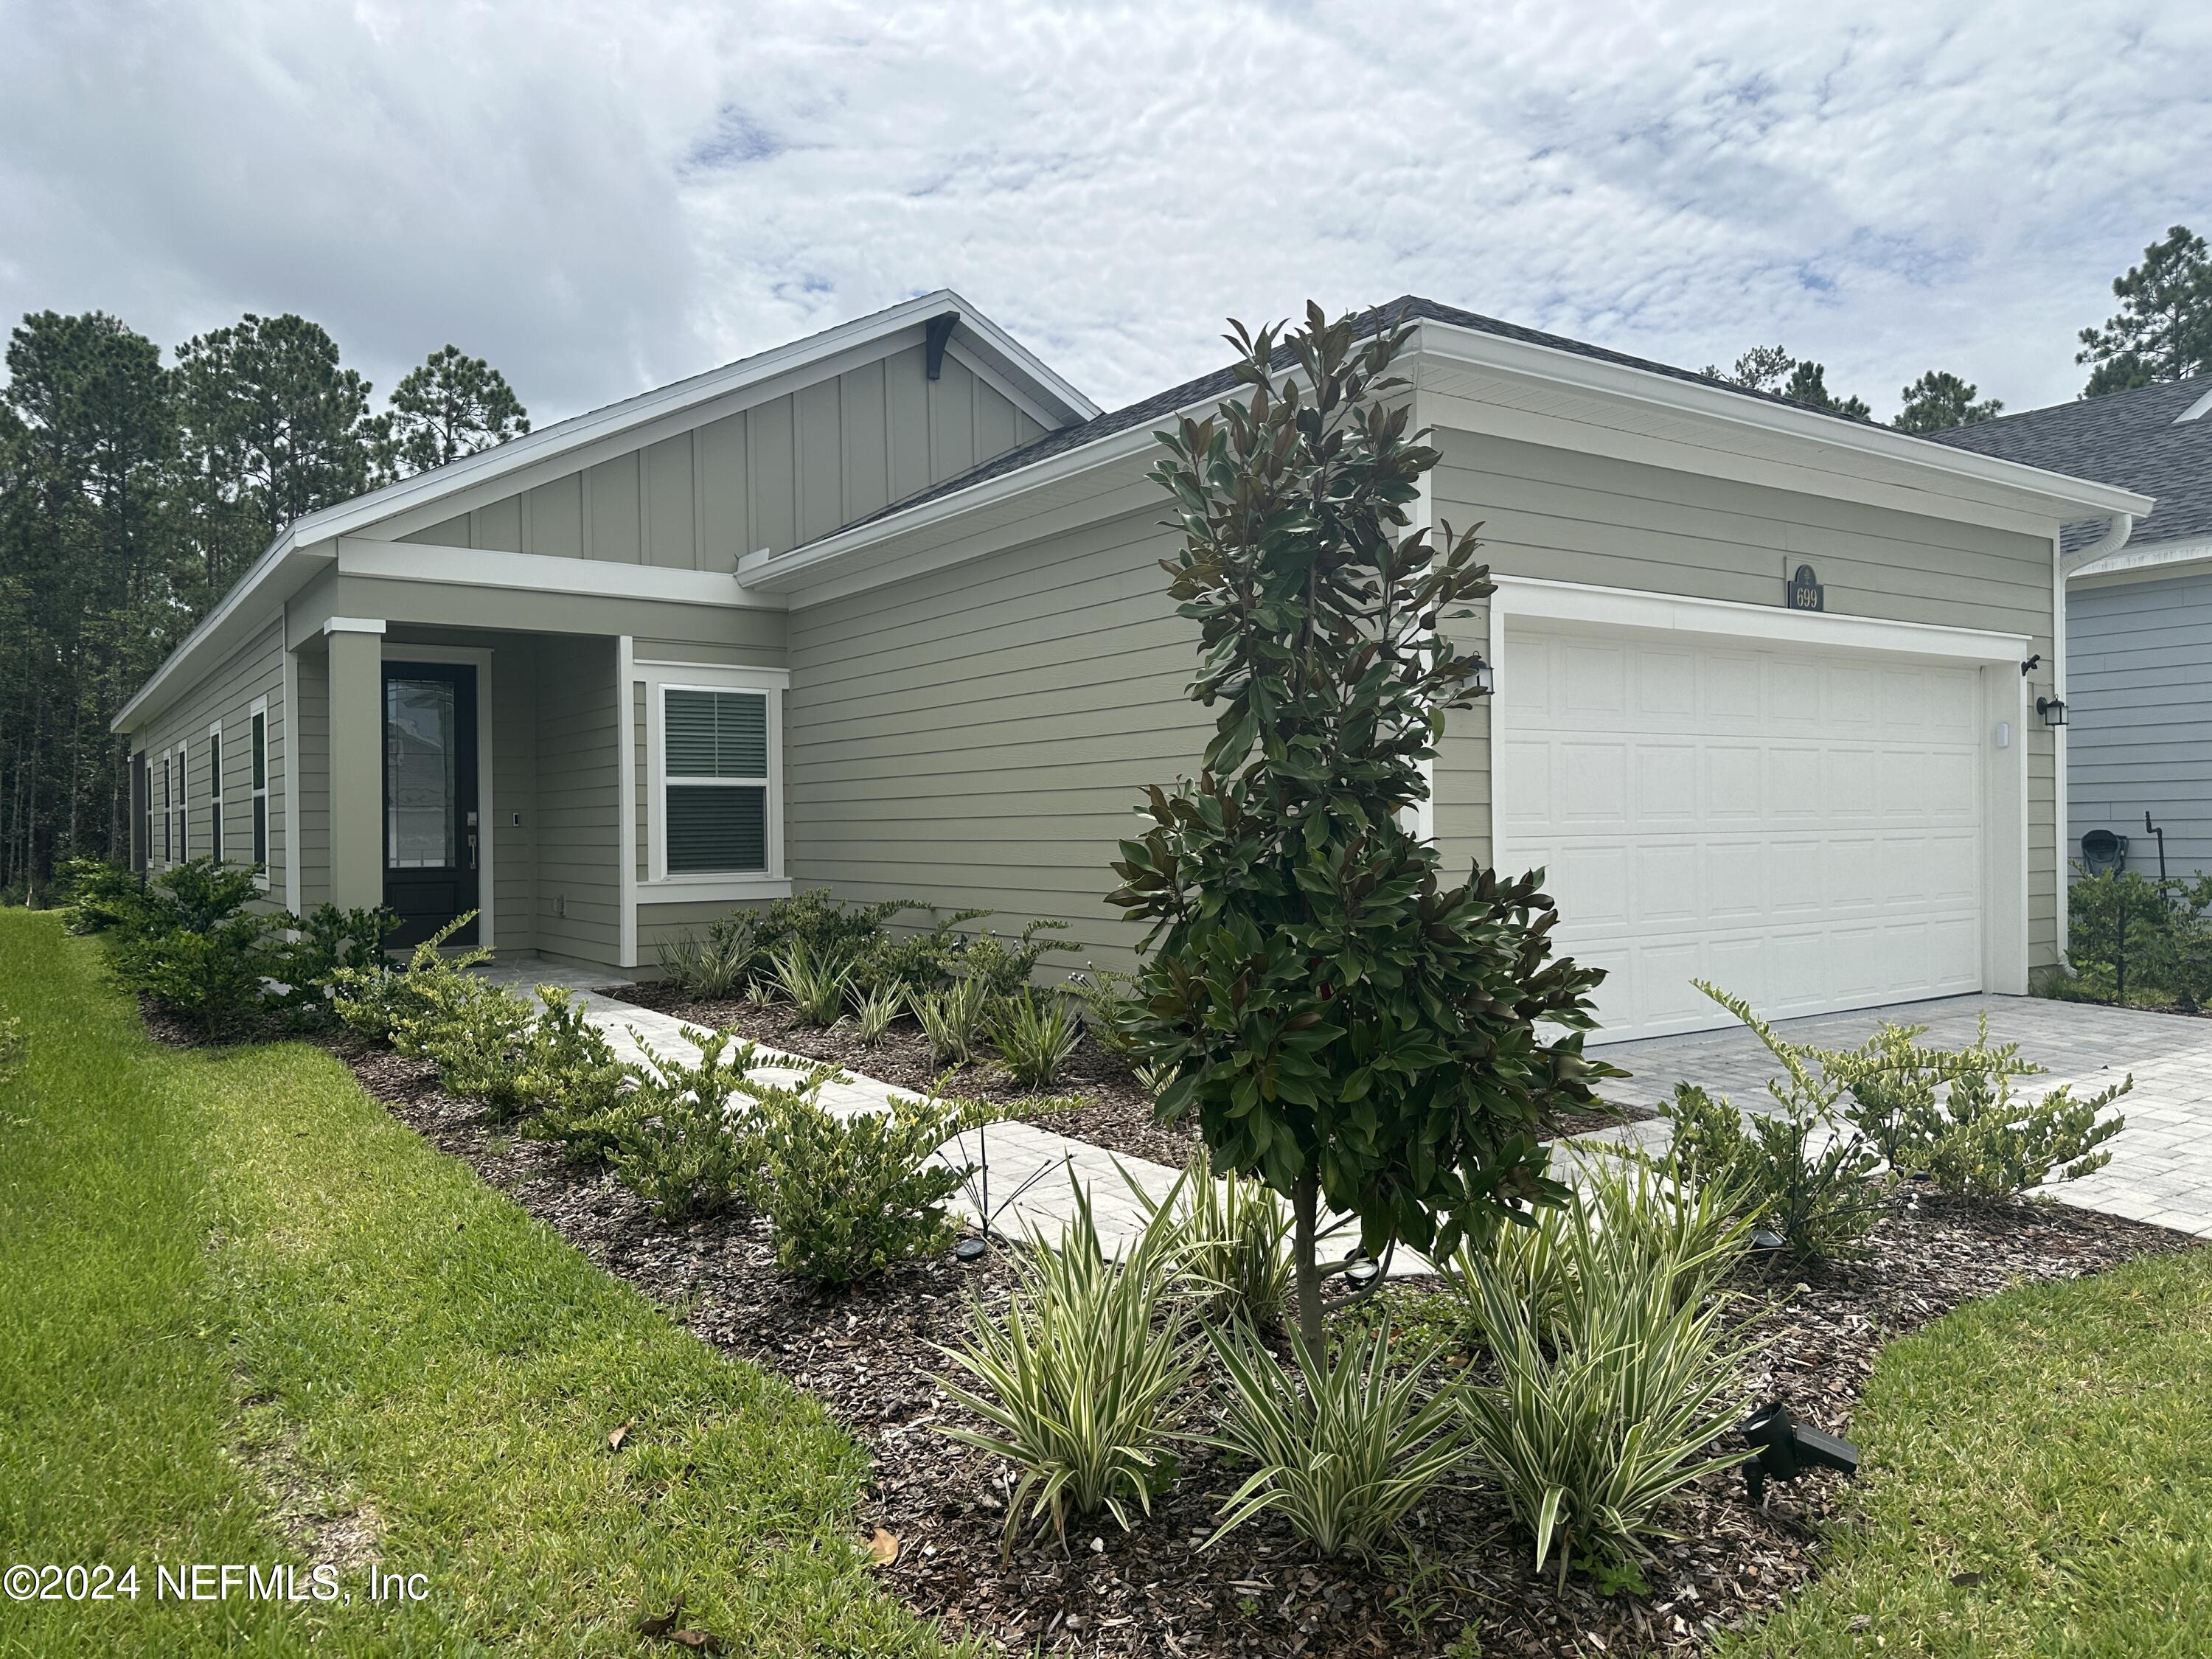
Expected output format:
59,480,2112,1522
299,1020,2190,1659
613,982,1646,1167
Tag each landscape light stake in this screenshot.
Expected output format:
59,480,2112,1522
1739,1400,1860,1507
946,1119,1071,1259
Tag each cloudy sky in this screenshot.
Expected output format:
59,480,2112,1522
4,0,2208,428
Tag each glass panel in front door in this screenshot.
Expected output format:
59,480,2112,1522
386,676,459,869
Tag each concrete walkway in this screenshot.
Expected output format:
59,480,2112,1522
1599,993,2212,1237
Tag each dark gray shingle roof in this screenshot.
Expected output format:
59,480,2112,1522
1921,378,2208,551
837,296,1885,539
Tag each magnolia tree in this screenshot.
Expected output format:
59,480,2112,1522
1110,305,1618,1348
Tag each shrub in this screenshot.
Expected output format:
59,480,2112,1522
269,903,400,1026
610,1028,764,1220
2062,866,2212,1009
1137,1150,1293,1330
757,888,922,967
59,856,150,935
377,931,538,1118
990,988,1081,1088
773,936,852,1027
1457,1153,1752,1588
911,976,995,1067
852,908,991,996
936,1180,1194,1554
1841,1016,2131,1200
741,1086,970,1284
850,982,902,1046
959,919,1072,996
1064,966,1141,1068
108,860,280,1037
1663,982,1890,1262
1200,1318,1469,1559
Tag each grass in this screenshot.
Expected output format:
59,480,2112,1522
0,910,950,1658
1722,1244,2212,1658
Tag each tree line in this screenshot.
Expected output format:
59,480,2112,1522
0,311,526,900
1705,222,2212,429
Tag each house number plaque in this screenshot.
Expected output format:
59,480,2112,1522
1787,563,1824,611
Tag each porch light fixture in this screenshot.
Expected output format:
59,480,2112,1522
1470,657,1495,696
2037,696,2068,728
1739,1401,1860,1506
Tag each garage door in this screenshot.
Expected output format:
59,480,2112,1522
1497,622,1985,1040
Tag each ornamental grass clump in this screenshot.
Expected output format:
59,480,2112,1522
1199,1318,1469,1559
912,975,995,1067
1135,1150,1294,1331
740,1087,972,1285
936,1180,1195,1555
990,988,1081,1088
774,937,852,1027
1457,1153,1753,1588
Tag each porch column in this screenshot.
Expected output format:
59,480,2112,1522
324,617,386,911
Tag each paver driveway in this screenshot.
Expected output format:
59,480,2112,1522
1597,993,2212,1237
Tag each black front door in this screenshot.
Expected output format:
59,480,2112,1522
383,662,480,948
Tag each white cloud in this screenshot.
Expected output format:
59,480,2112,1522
1,0,2208,423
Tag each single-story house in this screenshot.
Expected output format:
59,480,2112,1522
1924,378,2212,880
113,292,2150,1041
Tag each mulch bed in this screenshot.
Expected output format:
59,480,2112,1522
615,983,1645,1166
313,1018,2188,1658
132,996,2192,1654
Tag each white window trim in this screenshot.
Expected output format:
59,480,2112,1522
248,696,271,890
208,720,226,866
640,662,791,900
175,740,188,864
159,751,172,866
1484,574,2032,1012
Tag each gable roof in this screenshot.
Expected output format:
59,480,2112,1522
116,290,1093,731
744,295,2152,597
1920,377,2212,551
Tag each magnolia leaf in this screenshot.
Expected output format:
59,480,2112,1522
866,1527,901,1566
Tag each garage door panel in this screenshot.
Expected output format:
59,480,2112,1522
1496,621,1985,1040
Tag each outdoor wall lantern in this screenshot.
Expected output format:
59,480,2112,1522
1739,1400,1860,1506
2037,696,2069,728
1469,656,1495,696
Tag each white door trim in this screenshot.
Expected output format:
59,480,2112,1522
1484,576,2032,1026
378,641,496,950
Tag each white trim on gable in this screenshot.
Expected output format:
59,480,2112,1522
336,538,787,608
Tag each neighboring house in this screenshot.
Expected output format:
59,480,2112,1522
1925,379,2212,885
114,292,2147,1042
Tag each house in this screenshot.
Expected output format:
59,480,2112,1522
113,292,2149,1041
1924,380,2212,883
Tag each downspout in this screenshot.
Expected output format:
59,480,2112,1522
2056,512,2135,964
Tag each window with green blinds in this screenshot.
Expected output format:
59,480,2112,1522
663,688,771,874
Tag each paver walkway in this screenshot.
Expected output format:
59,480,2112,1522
1599,992,2212,1237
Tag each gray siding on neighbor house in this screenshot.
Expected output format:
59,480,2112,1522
2070,571,2212,879
785,506,1211,970
138,619,288,903
1427,428,2062,966
397,346,1048,566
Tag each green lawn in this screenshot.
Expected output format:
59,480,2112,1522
1724,1246,2212,1657
0,910,950,1658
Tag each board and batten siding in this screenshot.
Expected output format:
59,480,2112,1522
2069,570,2212,879
396,345,1048,567
785,507,1211,969
1427,427,2061,966
137,619,288,903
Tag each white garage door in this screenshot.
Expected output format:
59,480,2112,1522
1498,622,1986,1041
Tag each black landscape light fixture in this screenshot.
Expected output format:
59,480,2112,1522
1343,1253,1382,1291
2037,695,2068,728
1739,1401,1860,1506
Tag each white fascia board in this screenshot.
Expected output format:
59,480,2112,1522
111,536,333,732
1412,321,2153,524
335,538,787,609
2069,532,2212,588
1492,574,2029,664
